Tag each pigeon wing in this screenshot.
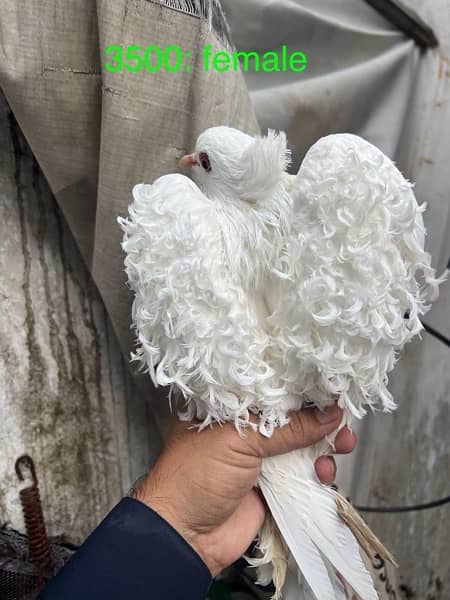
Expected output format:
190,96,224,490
119,173,274,428
257,133,440,600
267,133,439,418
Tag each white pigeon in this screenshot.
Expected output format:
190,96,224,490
118,127,442,600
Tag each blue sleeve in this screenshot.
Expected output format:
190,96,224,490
39,497,212,600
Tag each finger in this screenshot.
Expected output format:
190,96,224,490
314,456,336,485
253,404,343,458
334,426,357,454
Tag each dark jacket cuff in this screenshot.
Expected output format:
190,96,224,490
39,496,212,599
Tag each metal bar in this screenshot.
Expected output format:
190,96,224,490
364,0,438,49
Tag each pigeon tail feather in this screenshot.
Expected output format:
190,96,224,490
258,448,378,600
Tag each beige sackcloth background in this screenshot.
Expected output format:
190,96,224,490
0,0,257,553
0,0,259,431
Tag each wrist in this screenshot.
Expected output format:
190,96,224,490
130,474,222,576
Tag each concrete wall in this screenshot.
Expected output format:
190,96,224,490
0,94,161,544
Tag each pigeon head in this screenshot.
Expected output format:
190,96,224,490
179,126,291,203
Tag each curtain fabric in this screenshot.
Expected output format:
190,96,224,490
0,0,259,432
220,1,450,596
0,0,259,553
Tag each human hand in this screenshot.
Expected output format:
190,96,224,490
132,405,355,577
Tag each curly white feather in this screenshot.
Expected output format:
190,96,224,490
265,133,440,421
119,129,440,431
119,127,442,600
119,133,293,432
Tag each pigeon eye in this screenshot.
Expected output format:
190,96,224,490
199,152,211,173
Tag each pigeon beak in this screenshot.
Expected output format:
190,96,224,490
179,153,198,167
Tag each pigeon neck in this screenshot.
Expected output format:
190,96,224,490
218,183,292,289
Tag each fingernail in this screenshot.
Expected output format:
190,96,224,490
314,455,336,485
314,405,341,424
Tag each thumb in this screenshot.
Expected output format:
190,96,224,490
252,404,342,458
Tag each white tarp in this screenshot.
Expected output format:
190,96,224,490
221,1,450,596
